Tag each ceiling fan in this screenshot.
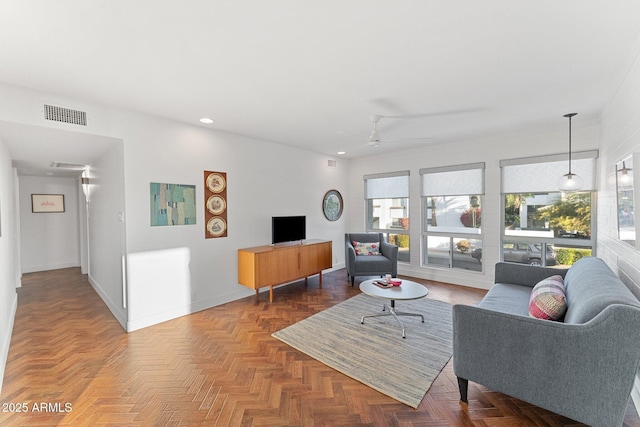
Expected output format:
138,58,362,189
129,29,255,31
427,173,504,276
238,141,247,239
339,114,434,148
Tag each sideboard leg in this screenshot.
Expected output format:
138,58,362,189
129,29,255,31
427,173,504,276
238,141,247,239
319,272,323,288
269,286,273,302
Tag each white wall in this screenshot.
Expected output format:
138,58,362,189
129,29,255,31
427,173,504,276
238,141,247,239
0,82,349,333
598,34,640,290
18,175,81,273
0,137,19,392
597,33,640,413
85,140,127,328
348,121,600,290
116,114,349,330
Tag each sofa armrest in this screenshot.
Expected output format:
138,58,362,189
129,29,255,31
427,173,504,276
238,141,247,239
494,262,568,288
453,303,640,426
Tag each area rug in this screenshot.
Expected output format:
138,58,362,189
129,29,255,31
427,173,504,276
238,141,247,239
272,293,452,408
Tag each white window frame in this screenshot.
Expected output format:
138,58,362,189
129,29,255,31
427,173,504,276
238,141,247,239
364,171,410,262
500,151,598,266
420,162,485,272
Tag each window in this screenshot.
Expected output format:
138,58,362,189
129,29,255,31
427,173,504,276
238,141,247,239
421,163,485,272
500,151,597,267
364,171,410,262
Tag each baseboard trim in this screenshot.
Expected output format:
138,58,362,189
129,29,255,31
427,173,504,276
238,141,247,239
0,292,18,394
124,268,349,333
126,287,253,332
87,274,127,332
397,265,491,290
22,262,80,274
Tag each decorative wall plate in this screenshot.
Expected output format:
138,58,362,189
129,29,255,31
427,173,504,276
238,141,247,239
323,189,343,221
206,195,226,215
204,170,228,238
207,217,227,237
206,173,226,193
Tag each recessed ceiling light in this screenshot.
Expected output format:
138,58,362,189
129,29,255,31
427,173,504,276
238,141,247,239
200,118,214,124
337,151,346,155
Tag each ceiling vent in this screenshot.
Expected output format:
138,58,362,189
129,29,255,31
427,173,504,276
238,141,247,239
44,104,87,126
51,161,87,170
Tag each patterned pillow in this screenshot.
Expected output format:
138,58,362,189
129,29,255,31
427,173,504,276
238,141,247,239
352,241,380,255
529,275,567,321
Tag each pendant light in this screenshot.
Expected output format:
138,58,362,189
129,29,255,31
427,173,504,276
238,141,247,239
557,113,583,192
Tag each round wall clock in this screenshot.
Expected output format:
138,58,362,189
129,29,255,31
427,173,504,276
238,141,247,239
322,189,343,221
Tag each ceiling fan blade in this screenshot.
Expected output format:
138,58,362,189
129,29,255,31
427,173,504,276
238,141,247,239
380,137,434,142
336,130,367,141
379,107,484,120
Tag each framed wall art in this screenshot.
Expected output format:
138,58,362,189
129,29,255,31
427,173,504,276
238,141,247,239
204,171,228,238
32,194,65,213
150,183,197,226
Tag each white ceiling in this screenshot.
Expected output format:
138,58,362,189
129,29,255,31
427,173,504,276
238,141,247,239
1,1,639,171
0,121,120,177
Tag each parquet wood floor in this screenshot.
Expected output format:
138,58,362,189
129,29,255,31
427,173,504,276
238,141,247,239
1,267,639,426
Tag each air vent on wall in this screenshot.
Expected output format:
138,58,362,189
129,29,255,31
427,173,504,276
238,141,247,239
44,104,87,126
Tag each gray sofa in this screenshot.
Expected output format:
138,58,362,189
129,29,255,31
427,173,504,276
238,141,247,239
453,257,640,427
345,232,398,286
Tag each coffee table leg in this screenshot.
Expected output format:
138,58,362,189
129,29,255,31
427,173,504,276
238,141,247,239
361,299,425,338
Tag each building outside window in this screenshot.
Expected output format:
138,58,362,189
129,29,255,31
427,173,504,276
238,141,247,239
364,171,410,262
421,163,485,272
500,151,598,267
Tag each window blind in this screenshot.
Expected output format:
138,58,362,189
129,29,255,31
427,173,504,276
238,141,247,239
364,171,409,199
501,150,598,193
420,162,485,196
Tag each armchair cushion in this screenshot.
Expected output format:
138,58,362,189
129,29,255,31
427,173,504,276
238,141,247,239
352,241,380,255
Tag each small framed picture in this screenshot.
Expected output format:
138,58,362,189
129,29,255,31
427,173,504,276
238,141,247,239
32,194,65,213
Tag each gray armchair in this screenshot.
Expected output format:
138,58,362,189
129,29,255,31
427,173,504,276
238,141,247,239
345,233,398,286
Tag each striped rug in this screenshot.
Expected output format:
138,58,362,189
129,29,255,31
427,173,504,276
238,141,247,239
272,293,452,408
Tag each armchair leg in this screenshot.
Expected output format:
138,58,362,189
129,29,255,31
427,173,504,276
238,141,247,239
351,276,355,286
457,377,468,403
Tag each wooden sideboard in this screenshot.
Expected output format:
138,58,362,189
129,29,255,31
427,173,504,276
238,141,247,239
238,239,332,301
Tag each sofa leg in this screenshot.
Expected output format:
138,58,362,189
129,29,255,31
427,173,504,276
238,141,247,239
457,377,468,403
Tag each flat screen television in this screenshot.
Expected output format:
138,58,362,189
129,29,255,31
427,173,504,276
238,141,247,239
272,216,306,244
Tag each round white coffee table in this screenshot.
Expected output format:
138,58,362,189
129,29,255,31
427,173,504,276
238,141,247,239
359,279,429,338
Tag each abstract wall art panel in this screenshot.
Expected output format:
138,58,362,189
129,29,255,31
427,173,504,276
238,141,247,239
150,183,197,226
